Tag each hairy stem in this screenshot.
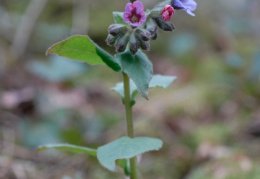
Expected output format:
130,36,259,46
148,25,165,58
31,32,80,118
123,73,137,179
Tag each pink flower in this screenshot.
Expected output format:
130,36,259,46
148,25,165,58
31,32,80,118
161,5,175,21
123,0,146,27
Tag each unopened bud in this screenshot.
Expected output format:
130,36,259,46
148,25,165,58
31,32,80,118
135,28,151,41
145,19,158,40
129,33,139,54
139,40,150,51
115,33,130,53
161,5,174,21
106,34,116,46
151,33,157,40
153,17,175,31
108,24,127,36
134,29,150,51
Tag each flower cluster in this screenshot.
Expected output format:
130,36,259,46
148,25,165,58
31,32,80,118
106,0,197,54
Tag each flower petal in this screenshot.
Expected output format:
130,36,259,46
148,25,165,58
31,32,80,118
171,0,197,16
134,0,145,14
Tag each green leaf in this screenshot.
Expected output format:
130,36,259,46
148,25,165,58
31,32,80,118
116,50,153,99
97,136,163,171
112,80,136,98
149,74,177,88
95,45,121,72
47,35,121,71
113,11,125,24
38,144,97,157
112,74,176,100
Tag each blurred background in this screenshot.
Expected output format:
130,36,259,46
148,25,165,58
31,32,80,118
0,0,260,178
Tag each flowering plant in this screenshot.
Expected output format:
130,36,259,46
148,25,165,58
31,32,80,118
39,0,197,178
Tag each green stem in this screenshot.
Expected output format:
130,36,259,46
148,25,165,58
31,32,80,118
123,72,137,179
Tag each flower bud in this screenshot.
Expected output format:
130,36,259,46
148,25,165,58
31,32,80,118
115,33,130,53
161,5,174,21
153,17,175,31
134,29,150,51
129,33,139,54
135,28,151,41
108,24,127,36
151,33,157,40
106,34,116,46
139,40,150,51
145,19,158,40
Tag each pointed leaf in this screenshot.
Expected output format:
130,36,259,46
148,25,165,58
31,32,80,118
112,74,176,100
97,136,163,171
149,75,177,88
95,45,121,72
47,35,121,71
38,144,97,157
116,50,153,99
112,80,136,98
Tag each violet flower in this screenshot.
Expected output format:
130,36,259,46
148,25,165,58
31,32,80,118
171,0,197,16
123,0,146,27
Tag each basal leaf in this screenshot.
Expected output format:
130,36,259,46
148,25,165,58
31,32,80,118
46,35,121,71
116,50,153,99
97,136,163,171
38,144,97,157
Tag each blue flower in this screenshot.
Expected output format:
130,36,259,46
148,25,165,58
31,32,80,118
171,0,197,16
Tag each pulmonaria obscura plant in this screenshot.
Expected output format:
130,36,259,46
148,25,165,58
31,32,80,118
39,0,197,178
